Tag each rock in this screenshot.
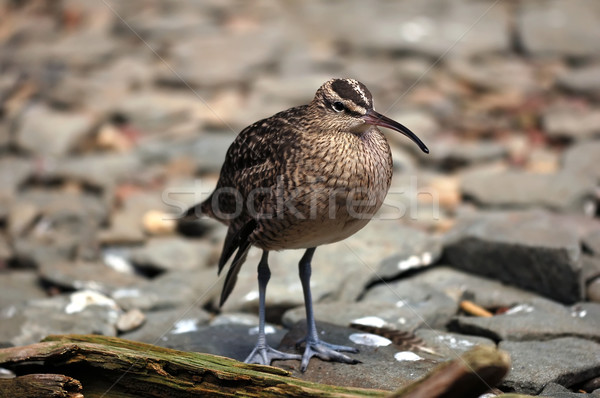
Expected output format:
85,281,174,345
517,0,600,58
397,266,541,309
582,255,600,284
7,203,38,239
51,153,142,189
157,323,289,363
448,56,537,93
136,132,236,174
461,169,596,213
116,309,146,333
129,237,214,272
421,139,507,168
369,228,442,282
539,382,598,398
277,321,438,390
0,290,120,346
210,313,260,327
588,278,600,303
305,0,509,56
0,157,33,200
414,329,495,358
112,268,220,311
15,105,96,157
542,106,600,141
563,139,600,181
162,31,282,88
142,210,176,236
282,299,452,332
444,210,584,304
119,306,211,343
0,271,47,307
557,63,600,97
584,231,600,256
361,281,458,330
451,297,600,342
38,261,144,294
499,338,600,394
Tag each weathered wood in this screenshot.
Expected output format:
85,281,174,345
388,345,511,398
0,335,513,398
0,334,387,398
0,373,83,398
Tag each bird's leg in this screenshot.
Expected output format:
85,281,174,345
297,247,359,372
244,250,301,366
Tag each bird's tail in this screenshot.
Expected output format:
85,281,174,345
218,219,257,306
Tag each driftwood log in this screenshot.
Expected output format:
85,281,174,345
0,334,523,398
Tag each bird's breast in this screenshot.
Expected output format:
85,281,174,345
252,129,393,250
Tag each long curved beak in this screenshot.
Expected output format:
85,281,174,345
362,109,429,154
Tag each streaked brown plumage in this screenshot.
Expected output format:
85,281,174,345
183,78,428,371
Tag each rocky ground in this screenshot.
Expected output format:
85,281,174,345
0,0,599,396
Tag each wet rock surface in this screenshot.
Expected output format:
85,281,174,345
0,1,599,396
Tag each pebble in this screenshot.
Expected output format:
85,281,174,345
116,309,146,333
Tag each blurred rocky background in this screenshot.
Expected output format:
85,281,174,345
0,0,599,396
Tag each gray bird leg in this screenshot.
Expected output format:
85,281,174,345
244,250,301,365
297,247,359,372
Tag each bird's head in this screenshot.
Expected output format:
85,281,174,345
312,78,429,154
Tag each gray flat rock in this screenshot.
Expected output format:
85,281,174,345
119,306,212,344
361,281,458,330
557,63,600,97
129,237,215,272
0,271,47,307
112,268,221,311
396,266,541,308
500,337,600,394
444,210,584,303
461,169,596,213
517,0,600,58
277,321,438,391
542,106,600,141
451,297,600,342
0,290,120,346
563,140,600,181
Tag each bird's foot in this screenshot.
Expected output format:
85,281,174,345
244,344,301,366
296,338,359,372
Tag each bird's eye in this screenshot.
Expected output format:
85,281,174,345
331,102,345,112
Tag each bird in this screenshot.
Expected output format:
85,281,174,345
182,78,429,372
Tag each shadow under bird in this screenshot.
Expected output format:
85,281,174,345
182,78,429,371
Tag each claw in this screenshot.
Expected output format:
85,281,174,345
299,339,360,372
245,345,301,366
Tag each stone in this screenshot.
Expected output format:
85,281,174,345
398,266,541,309
539,382,598,398
582,255,600,284
542,106,600,141
129,237,215,272
7,203,38,239
500,338,600,394
119,306,211,343
136,132,236,174
448,56,537,93
15,105,96,157
557,63,600,97
282,299,452,332
370,229,442,282
588,278,600,303
361,281,458,330
0,271,47,307
112,268,221,311
584,231,600,256
414,329,495,358
116,309,146,333
421,139,507,167
451,297,600,342
461,169,596,213
51,153,143,189
162,31,282,88
0,290,120,346
157,324,289,363
38,261,144,295
563,139,600,181
517,0,600,58
0,157,33,199
277,321,438,390
304,0,509,56
444,210,584,304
